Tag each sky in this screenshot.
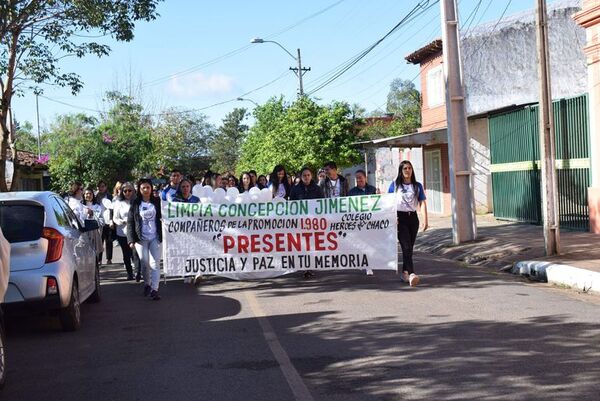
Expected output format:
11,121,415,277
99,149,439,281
11,0,556,130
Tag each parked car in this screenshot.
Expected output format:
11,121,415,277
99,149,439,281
0,192,101,331
0,226,10,388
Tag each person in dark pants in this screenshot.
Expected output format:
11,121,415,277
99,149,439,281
388,160,428,287
95,180,113,265
290,166,324,279
113,182,138,280
349,169,378,276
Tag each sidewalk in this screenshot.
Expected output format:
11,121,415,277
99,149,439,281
415,214,600,294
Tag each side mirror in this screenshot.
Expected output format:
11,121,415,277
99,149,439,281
82,219,100,232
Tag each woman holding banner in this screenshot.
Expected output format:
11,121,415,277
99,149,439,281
268,164,291,200
173,178,200,203
128,178,163,301
388,161,428,287
238,172,254,193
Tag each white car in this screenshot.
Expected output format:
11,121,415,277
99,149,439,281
0,192,101,332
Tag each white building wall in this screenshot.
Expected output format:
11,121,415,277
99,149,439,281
468,118,492,213
462,0,586,116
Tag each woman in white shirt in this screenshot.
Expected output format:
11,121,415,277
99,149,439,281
112,182,137,281
388,160,429,287
82,188,104,224
127,178,162,300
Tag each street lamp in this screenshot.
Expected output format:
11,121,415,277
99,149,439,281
250,37,311,97
236,97,259,107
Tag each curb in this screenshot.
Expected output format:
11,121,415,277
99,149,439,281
513,261,600,294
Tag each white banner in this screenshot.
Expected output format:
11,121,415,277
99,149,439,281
162,194,397,278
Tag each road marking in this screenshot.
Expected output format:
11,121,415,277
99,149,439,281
245,291,314,401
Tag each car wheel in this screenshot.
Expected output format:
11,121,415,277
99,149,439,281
0,318,6,389
88,262,101,303
59,279,81,332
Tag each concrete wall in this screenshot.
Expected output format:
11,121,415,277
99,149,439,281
468,117,492,213
462,0,586,115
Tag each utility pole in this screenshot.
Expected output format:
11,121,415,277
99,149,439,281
536,0,560,255
440,0,477,244
290,48,311,97
35,94,41,159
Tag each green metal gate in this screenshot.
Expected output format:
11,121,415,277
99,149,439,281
488,94,590,231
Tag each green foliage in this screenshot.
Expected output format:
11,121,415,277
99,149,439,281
152,109,216,177
386,79,421,136
209,108,248,174
237,97,361,174
13,121,40,154
45,114,102,191
0,0,161,191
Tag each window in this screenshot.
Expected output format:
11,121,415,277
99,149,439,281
54,197,81,229
51,198,71,228
0,202,44,243
427,65,445,107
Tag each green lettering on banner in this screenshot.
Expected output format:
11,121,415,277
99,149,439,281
218,204,227,217
266,202,274,216
349,196,359,212
371,195,381,211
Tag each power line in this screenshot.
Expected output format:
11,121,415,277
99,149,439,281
141,0,348,88
39,70,292,118
306,0,439,96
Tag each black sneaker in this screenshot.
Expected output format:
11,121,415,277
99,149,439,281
150,290,161,301
135,273,141,283
143,285,151,297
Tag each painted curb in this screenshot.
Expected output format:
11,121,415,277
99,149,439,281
513,260,600,294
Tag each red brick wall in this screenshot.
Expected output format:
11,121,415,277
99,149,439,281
419,53,447,132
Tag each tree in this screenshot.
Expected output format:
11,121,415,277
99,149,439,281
0,0,161,191
44,113,100,191
386,79,421,136
152,109,216,177
237,97,361,174
209,108,248,174
13,121,39,154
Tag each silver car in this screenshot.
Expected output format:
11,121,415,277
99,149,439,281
0,192,101,331
0,226,10,388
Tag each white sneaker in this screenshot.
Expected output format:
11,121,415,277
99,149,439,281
366,269,374,276
409,273,420,287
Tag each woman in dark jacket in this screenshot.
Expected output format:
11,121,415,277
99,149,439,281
127,178,163,300
289,167,324,200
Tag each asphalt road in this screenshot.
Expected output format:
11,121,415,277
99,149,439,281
3,252,600,401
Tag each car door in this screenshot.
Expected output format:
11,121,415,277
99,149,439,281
53,197,95,297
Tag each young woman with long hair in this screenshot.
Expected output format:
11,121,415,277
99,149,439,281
112,182,138,280
388,160,429,287
127,178,163,300
238,171,254,193
268,164,291,199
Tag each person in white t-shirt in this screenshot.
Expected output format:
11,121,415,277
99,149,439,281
127,178,163,301
113,182,137,280
388,160,429,287
268,164,291,199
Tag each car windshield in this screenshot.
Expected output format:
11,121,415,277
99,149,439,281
0,203,45,243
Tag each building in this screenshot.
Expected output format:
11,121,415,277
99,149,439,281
4,150,49,191
358,0,588,224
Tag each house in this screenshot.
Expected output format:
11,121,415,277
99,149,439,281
574,0,600,234
4,150,49,191
357,0,589,228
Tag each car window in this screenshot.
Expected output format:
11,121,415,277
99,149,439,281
54,197,81,229
0,202,44,243
51,198,71,228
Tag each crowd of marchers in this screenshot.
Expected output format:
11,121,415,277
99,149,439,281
60,160,428,301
